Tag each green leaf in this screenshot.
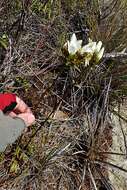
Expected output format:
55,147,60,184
119,75,127,80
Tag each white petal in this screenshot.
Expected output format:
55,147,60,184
70,33,77,43
92,42,97,50
68,34,82,54
76,40,82,49
67,40,74,54
69,34,77,48
89,42,97,52
97,47,104,61
68,45,77,54
96,41,102,53
81,44,94,54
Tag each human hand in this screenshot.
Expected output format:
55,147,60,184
0,93,35,127
10,96,35,127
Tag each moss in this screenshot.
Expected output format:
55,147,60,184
14,77,30,93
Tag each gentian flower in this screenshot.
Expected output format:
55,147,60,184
64,33,82,55
63,34,104,66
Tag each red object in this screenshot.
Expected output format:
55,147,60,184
0,93,17,113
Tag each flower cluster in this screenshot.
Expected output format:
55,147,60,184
63,33,104,67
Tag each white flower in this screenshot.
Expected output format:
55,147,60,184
80,41,96,55
65,33,82,55
63,35,104,66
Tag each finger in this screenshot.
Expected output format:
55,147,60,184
16,113,35,127
14,96,32,114
8,111,17,118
